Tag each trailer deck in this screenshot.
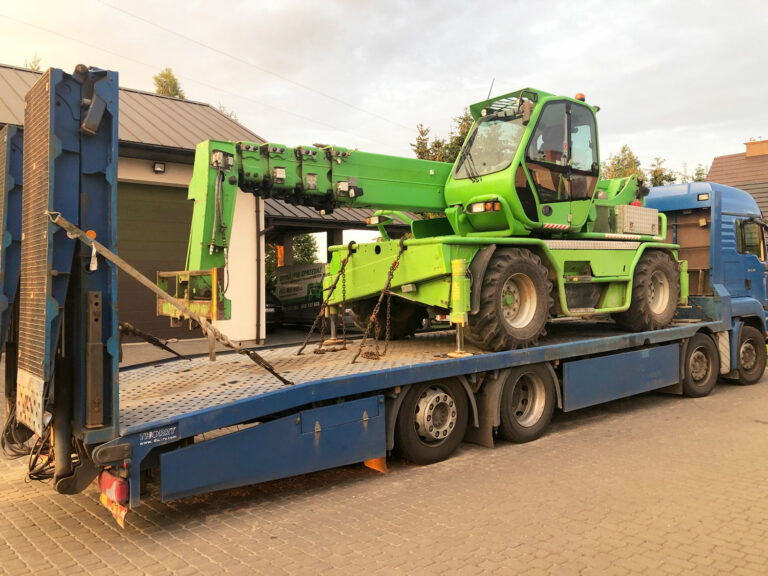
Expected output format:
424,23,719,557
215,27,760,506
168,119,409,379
117,320,714,436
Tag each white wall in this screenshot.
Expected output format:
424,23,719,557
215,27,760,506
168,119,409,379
212,193,265,343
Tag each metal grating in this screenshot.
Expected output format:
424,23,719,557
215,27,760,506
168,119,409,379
16,70,52,435
118,335,474,431
118,324,631,432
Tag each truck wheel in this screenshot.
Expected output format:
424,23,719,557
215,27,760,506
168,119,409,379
498,364,556,443
613,250,679,332
682,333,719,397
394,379,468,465
734,325,766,385
350,298,425,340
466,248,551,351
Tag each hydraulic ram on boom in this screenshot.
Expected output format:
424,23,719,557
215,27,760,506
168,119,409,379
162,88,687,351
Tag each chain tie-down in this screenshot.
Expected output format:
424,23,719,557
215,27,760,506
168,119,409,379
352,238,406,364
297,241,356,356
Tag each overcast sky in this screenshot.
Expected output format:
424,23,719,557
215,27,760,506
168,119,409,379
2,0,766,176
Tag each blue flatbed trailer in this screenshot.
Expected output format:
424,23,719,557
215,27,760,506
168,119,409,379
107,316,739,509
2,67,767,525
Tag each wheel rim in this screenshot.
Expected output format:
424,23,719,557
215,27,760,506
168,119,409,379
510,373,546,428
414,385,458,444
649,270,670,315
740,340,758,372
688,347,711,383
501,273,537,329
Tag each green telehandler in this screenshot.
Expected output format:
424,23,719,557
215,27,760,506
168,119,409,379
159,88,686,351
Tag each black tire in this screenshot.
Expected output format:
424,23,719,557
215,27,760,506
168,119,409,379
498,364,556,443
734,325,766,385
465,248,552,351
350,298,426,340
394,379,469,465
613,250,679,332
682,333,719,397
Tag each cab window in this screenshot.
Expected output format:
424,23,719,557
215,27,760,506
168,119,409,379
569,104,597,172
736,219,765,260
526,103,567,165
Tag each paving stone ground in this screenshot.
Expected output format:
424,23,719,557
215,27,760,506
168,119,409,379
2,368,768,575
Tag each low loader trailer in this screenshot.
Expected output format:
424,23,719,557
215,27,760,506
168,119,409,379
1,67,766,525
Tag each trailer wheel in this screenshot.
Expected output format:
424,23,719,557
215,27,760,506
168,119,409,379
394,379,468,465
613,250,679,332
350,298,426,340
734,325,766,385
466,248,552,351
498,364,556,443
682,333,719,397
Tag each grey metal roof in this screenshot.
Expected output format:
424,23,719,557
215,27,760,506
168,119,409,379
0,63,264,150
264,198,412,229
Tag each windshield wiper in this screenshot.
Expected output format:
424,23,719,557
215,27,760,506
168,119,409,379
464,151,481,183
455,130,481,183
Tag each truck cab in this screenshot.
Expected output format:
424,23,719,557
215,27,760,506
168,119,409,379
646,182,768,379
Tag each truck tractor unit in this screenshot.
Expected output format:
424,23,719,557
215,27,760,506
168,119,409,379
166,88,685,351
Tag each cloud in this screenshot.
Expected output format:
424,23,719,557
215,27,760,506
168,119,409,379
1,0,766,169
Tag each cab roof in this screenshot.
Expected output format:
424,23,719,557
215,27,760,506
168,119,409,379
646,181,762,217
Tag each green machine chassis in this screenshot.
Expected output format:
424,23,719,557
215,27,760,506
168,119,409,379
160,87,687,350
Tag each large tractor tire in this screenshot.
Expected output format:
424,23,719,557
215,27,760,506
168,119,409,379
350,297,426,340
465,248,552,351
393,379,469,465
612,250,679,332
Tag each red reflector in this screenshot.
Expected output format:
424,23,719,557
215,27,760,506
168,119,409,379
99,470,128,504
630,200,642,207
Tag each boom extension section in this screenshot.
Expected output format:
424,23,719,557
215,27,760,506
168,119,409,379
158,140,452,322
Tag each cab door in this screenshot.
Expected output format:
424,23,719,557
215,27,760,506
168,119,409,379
567,104,600,230
523,101,599,231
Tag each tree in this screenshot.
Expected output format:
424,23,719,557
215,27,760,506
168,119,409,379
692,163,708,182
153,68,185,99
265,244,278,276
218,103,238,122
602,145,646,182
265,234,319,277
647,157,676,187
411,108,473,163
292,233,318,264
25,53,41,71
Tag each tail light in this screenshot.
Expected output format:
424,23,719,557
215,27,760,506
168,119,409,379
99,469,129,527
99,469,128,503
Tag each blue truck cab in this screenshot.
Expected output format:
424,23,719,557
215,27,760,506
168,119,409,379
647,182,768,381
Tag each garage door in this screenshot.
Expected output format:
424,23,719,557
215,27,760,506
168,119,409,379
117,182,196,340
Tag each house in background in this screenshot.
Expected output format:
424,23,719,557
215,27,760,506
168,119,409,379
708,139,768,216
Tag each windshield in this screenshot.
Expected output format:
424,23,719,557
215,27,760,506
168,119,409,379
454,114,526,180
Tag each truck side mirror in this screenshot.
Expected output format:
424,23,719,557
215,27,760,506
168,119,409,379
591,162,600,176
522,101,532,125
